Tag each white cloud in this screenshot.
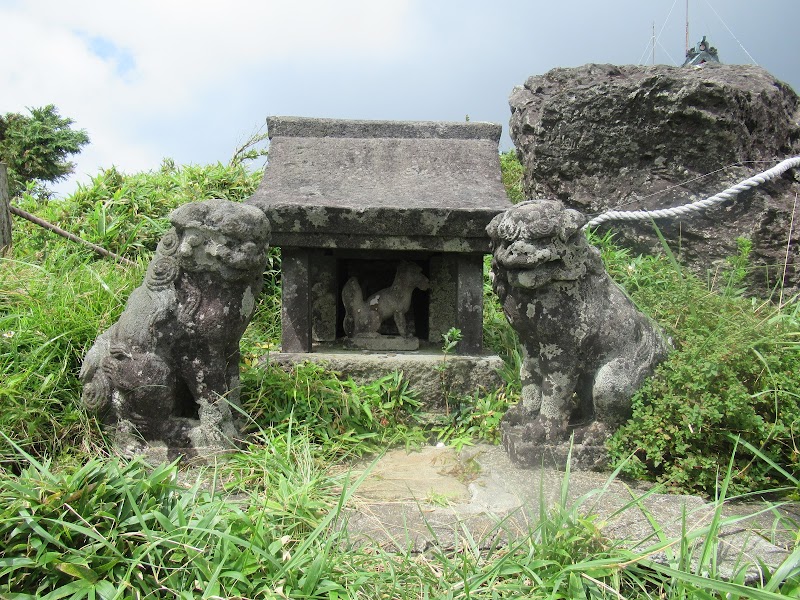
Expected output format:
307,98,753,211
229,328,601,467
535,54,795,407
1,0,416,191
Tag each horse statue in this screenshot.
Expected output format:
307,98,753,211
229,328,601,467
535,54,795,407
342,261,430,339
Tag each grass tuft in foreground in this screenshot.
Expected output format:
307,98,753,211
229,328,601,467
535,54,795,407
3,436,800,599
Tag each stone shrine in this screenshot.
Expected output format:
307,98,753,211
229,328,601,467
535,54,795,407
247,117,512,357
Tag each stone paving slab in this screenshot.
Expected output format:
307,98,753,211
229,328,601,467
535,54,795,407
343,444,794,579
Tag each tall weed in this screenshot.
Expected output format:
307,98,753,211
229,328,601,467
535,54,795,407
0,245,138,469
240,362,425,457
483,256,521,394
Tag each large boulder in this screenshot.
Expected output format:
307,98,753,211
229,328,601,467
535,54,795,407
509,63,800,295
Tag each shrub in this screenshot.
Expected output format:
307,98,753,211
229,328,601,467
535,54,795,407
13,160,263,260
0,104,90,197
599,232,800,495
240,361,425,456
499,149,525,202
483,255,521,393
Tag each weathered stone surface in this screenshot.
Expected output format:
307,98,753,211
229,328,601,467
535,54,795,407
310,253,337,342
353,445,473,502
345,335,421,352
456,255,484,354
80,199,271,458
247,116,511,252
509,64,800,294
487,200,669,466
251,117,509,356
502,429,609,471
280,248,311,352
266,351,505,411
427,255,458,342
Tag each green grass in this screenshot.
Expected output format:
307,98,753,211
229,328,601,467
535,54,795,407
499,150,525,203
0,434,368,599
0,247,136,469
2,435,800,598
1,155,800,597
239,362,427,457
12,159,263,259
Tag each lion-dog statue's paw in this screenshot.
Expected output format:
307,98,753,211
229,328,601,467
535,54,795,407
522,415,570,444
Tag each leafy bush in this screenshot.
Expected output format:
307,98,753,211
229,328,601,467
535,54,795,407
432,388,513,450
499,149,525,203
483,255,522,393
599,232,800,495
13,160,263,259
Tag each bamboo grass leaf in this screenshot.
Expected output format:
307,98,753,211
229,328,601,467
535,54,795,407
55,562,99,583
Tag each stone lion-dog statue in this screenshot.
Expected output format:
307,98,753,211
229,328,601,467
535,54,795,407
80,199,271,457
487,199,668,467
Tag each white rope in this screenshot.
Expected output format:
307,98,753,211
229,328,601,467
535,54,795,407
582,155,800,230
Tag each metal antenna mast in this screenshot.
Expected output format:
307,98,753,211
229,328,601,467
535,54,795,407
652,22,656,64
685,0,690,54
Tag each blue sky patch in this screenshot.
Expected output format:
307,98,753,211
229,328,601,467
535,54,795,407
79,32,135,77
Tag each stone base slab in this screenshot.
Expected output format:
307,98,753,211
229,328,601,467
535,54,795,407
342,444,789,580
502,424,609,471
138,442,237,466
344,335,420,351
265,350,506,410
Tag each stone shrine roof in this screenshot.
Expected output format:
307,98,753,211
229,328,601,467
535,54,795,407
246,117,512,252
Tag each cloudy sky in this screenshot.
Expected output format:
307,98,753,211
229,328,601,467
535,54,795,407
2,0,799,196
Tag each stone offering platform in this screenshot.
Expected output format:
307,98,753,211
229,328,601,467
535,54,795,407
343,444,795,580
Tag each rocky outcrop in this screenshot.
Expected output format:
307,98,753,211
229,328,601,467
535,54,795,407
509,63,800,295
